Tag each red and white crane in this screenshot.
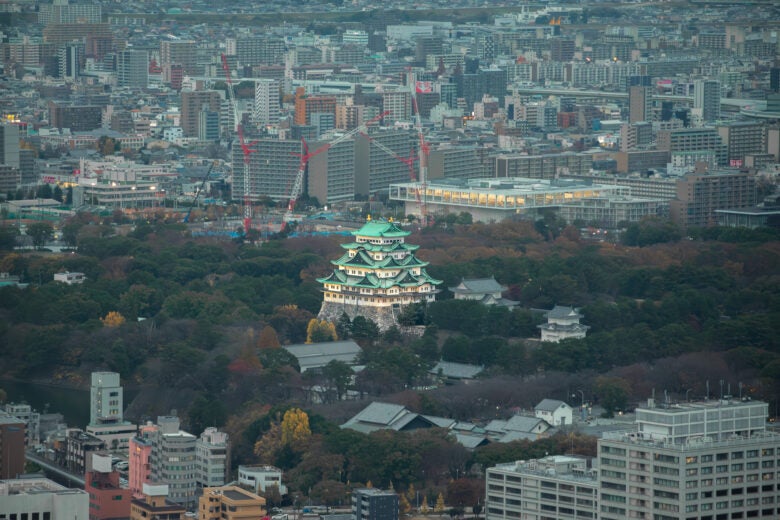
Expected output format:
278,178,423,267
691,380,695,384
221,53,256,234
411,83,431,226
282,110,389,230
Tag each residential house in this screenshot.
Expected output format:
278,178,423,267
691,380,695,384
534,399,573,427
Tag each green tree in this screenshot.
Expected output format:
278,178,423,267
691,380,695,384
322,360,353,400
594,376,631,418
26,222,53,249
351,315,379,343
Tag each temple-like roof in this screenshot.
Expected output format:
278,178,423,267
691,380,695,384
332,248,429,269
352,218,410,239
340,241,419,252
317,267,442,289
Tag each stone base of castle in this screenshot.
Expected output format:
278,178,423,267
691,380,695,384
318,301,399,332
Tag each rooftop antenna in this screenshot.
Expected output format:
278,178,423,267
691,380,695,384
706,380,710,400
720,380,724,399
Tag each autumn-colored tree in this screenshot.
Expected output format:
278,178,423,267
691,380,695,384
254,420,282,463
435,493,445,513
281,408,311,446
101,311,126,328
257,326,281,349
306,319,337,343
399,493,411,513
420,496,430,514
406,483,416,503
366,480,373,489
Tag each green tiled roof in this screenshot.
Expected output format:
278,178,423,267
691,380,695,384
352,218,410,238
340,241,420,252
317,267,442,289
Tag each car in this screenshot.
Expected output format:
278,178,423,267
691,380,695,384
114,461,129,470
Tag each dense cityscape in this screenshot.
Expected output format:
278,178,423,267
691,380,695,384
0,0,779,519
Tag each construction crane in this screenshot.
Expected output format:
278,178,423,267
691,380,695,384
220,53,256,235
183,161,217,224
411,81,431,226
282,110,389,230
358,130,425,218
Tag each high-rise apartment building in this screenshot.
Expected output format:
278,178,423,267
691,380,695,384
308,137,356,204
195,427,229,489
38,0,101,25
117,50,149,89
354,128,415,196
599,398,778,520
58,42,83,80
160,40,198,76
180,91,222,138
149,416,197,509
628,79,653,124
352,488,399,520
382,90,411,123
656,128,728,166
294,87,337,126
670,171,757,229
0,123,20,169
486,398,780,520
716,122,766,166
485,455,599,520
694,79,721,123
49,103,102,131
233,138,301,202
254,79,281,126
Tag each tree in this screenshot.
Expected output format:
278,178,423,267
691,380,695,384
435,493,445,513
257,326,281,348
307,319,337,343
336,312,352,338
26,222,53,249
421,496,430,514
351,316,379,343
322,360,353,401
594,376,631,418
281,408,311,446
100,311,126,328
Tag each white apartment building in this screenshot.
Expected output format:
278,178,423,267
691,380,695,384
0,477,89,520
86,371,136,451
485,455,599,520
599,398,778,520
196,427,229,489
149,416,197,509
238,465,287,495
485,398,779,520
255,79,281,126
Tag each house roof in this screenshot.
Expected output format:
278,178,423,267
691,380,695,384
498,431,542,443
429,360,484,380
283,340,362,372
535,399,571,413
449,277,507,295
538,323,590,332
454,432,491,449
504,415,551,433
343,402,410,427
545,305,583,320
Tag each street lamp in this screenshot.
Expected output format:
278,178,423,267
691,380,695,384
573,390,585,408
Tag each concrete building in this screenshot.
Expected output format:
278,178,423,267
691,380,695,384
495,153,593,179
598,398,779,520
0,123,21,170
3,403,40,447
38,0,101,24
693,79,721,123
160,40,198,76
307,137,356,204
86,371,136,451
669,171,757,229
295,87,337,126
149,416,197,509
0,414,25,479
181,91,222,138
197,485,266,520
66,429,105,475
237,465,287,495
85,453,132,520
716,122,766,166
129,422,157,497
130,483,185,520
428,146,488,181
233,138,301,202
354,128,415,196
195,428,229,490
49,103,102,132
0,477,89,520
117,50,149,89
485,456,598,520
352,488,399,520
254,79,281,126
656,128,727,166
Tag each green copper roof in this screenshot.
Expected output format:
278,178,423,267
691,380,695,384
340,241,420,252
317,267,442,289
352,219,410,238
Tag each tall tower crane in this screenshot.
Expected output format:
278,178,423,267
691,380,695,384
220,53,256,234
411,78,431,226
282,110,389,230
358,130,425,218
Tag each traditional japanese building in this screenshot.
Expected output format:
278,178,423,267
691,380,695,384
317,218,441,330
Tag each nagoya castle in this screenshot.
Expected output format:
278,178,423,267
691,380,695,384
317,217,442,331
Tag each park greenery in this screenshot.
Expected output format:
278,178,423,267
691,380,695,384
0,213,778,506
